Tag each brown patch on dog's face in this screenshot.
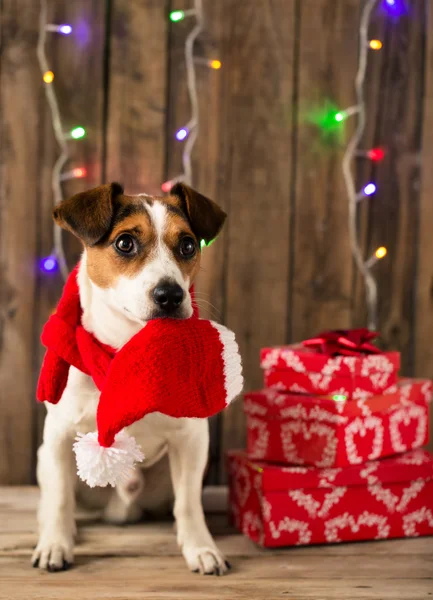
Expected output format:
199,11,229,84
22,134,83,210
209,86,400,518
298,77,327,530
86,206,157,288
53,183,225,322
85,197,201,290
162,208,201,283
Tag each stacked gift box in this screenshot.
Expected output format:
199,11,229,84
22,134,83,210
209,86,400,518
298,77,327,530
227,330,433,547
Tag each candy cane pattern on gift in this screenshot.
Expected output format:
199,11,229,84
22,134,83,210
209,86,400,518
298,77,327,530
288,488,347,519
279,403,347,425
368,479,426,514
247,417,270,459
308,372,333,391
286,382,309,394
421,380,433,404
360,462,379,485
389,404,427,453
402,507,433,537
264,389,290,405
396,450,431,466
280,421,337,467
269,381,287,391
370,370,392,390
280,349,307,373
324,511,390,543
321,356,347,377
260,348,281,370
361,355,395,377
244,398,268,417
242,510,264,544
344,415,384,464
268,516,312,544
353,387,374,402
398,383,413,407
233,463,252,507
318,467,342,488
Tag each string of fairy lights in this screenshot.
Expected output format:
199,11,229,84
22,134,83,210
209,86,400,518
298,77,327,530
38,0,220,278
338,0,403,330
38,0,401,332
315,0,403,329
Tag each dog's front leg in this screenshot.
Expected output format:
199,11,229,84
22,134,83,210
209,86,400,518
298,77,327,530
32,412,76,571
168,419,230,576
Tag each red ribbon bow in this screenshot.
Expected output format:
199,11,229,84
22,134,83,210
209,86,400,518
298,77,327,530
302,329,381,356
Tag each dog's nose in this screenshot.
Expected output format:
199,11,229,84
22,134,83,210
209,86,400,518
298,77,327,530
152,283,184,312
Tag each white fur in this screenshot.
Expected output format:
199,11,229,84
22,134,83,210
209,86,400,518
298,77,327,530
34,200,228,574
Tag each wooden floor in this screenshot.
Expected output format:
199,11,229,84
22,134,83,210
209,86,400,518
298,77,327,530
1,487,432,600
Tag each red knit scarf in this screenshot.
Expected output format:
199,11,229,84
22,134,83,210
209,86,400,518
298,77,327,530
37,265,243,486
37,265,201,406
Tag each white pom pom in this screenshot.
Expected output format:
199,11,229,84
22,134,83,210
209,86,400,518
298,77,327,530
73,430,144,488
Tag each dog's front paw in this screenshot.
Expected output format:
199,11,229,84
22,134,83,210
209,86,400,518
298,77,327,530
32,532,74,572
182,545,231,576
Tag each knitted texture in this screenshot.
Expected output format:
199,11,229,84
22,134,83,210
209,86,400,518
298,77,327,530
37,266,243,449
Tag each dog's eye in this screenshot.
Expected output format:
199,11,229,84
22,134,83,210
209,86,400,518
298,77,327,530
179,236,196,258
115,234,135,254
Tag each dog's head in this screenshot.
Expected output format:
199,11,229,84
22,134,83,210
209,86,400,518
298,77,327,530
53,182,226,323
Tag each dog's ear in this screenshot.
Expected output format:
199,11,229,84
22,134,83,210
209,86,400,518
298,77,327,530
53,182,124,246
170,183,226,245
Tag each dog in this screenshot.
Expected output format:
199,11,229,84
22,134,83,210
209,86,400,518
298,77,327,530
33,181,231,575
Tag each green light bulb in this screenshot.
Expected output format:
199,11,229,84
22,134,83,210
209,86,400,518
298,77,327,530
334,112,344,122
170,10,185,22
70,126,86,139
332,394,347,402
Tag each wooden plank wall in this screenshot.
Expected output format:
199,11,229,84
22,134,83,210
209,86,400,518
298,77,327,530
0,0,432,484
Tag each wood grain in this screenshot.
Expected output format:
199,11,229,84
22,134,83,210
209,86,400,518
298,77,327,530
416,0,433,451
220,0,296,474
290,0,360,341
34,0,106,458
1,487,433,600
105,0,168,195
353,0,426,376
0,0,42,483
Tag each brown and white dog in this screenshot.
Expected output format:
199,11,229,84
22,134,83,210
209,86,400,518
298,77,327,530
33,182,230,575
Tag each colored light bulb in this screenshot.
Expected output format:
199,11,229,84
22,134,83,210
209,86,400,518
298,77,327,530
161,180,172,193
332,394,347,402
209,59,222,70
375,246,387,259
335,112,344,122
59,24,72,35
40,256,58,273
170,10,185,22
369,39,383,50
72,167,86,178
43,70,54,83
175,127,189,141
363,183,377,196
368,147,385,162
70,126,86,139
384,0,406,15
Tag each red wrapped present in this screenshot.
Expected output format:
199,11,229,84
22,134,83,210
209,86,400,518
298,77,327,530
227,449,433,548
245,379,431,467
261,333,400,399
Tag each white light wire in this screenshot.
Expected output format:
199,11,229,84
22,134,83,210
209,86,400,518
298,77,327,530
168,0,204,188
342,0,379,330
37,0,69,281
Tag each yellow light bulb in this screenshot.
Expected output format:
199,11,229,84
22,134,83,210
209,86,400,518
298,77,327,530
43,70,54,84
369,39,383,50
375,246,387,259
209,59,222,70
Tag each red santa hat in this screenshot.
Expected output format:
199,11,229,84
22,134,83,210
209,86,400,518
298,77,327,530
38,267,243,487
